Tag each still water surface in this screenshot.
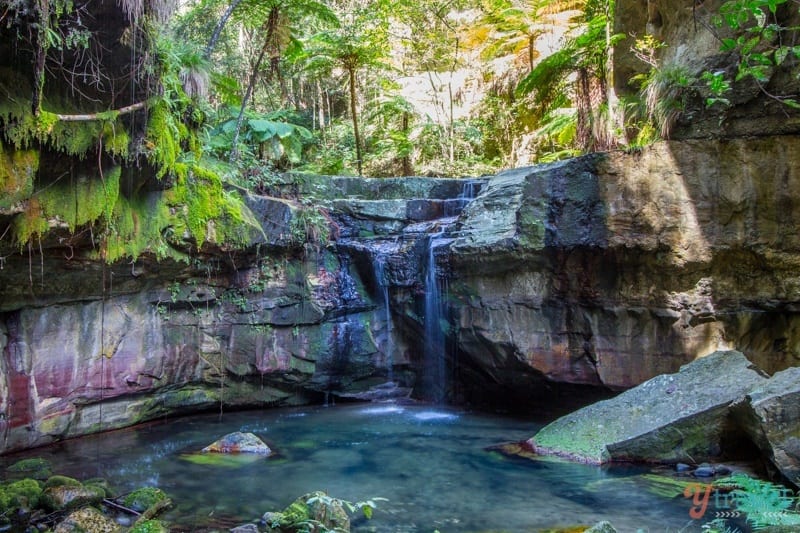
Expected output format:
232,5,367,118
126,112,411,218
2,403,707,532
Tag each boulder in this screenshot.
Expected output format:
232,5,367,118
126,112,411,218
202,432,272,455
53,507,121,533
121,487,169,514
735,366,800,487
528,350,768,464
276,491,350,533
41,483,105,511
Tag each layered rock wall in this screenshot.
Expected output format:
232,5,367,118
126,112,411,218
3,138,800,453
446,137,800,406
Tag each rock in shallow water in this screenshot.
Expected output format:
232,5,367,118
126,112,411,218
202,432,272,455
54,507,120,533
528,350,769,464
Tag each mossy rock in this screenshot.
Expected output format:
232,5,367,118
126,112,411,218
84,478,113,499
123,487,169,513
129,519,169,533
6,458,52,480
41,483,106,511
0,478,43,516
44,475,83,489
53,506,122,533
584,522,617,533
179,452,264,468
277,492,349,532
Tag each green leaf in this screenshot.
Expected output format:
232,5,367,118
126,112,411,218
362,505,373,519
776,46,790,65
721,37,738,51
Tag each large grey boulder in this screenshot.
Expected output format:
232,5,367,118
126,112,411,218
528,350,769,464
735,366,800,487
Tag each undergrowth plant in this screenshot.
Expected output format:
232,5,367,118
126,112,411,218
713,474,800,529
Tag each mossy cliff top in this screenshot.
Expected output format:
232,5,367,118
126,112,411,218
0,0,254,264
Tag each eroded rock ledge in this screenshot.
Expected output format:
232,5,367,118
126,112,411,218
2,136,800,453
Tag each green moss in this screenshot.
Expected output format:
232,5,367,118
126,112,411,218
12,198,49,245
37,166,120,232
6,458,51,474
146,100,188,178
0,478,43,514
129,519,169,533
122,487,169,513
0,141,38,209
179,453,264,467
44,475,82,489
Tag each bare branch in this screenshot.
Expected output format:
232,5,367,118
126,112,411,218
53,100,148,121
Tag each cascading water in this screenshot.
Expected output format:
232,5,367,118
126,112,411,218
422,230,450,402
419,180,481,403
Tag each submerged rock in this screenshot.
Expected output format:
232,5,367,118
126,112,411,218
735,366,800,487
584,522,617,533
272,491,350,533
122,487,169,514
6,458,52,480
528,350,768,464
202,432,272,455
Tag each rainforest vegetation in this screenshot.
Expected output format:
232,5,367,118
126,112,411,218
0,0,796,261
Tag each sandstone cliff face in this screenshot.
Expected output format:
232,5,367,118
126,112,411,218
614,0,800,138
2,137,800,453
446,136,800,407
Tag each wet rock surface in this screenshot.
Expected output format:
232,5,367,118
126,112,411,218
3,137,800,452
735,366,800,487
527,350,769,464
202,432,272,455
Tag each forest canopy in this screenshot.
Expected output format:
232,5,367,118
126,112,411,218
1,0,798,261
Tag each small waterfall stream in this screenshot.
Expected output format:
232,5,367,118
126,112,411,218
422,229,450,402
335,178,483,403
419,180,481,402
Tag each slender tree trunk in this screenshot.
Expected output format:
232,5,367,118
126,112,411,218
205,0,246,59
401,111,412,176
316,79,325,129
528,36,535,73
230,7,279,162
347,65,363,176
32,0,49,116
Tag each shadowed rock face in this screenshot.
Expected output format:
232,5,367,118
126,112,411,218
3,138,800,452
735,367,800,487
444,137,800,408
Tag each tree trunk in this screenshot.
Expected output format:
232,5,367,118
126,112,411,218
316,79,325,129
401,111,412,176
32,0,49,116
230,7,279,162
347,65,363,176
205,0,246,59
528,36,535,73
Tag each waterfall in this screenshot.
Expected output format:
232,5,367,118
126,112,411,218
422,231,449,403
420,180,481,403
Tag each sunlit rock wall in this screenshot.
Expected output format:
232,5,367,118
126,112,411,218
447,136,800,406
614,0,800,138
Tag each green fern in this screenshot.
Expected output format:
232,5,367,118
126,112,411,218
714,474,800,529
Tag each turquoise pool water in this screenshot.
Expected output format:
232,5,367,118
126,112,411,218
1,403,723,532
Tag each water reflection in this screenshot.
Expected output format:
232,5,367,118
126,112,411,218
1,404,698,532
